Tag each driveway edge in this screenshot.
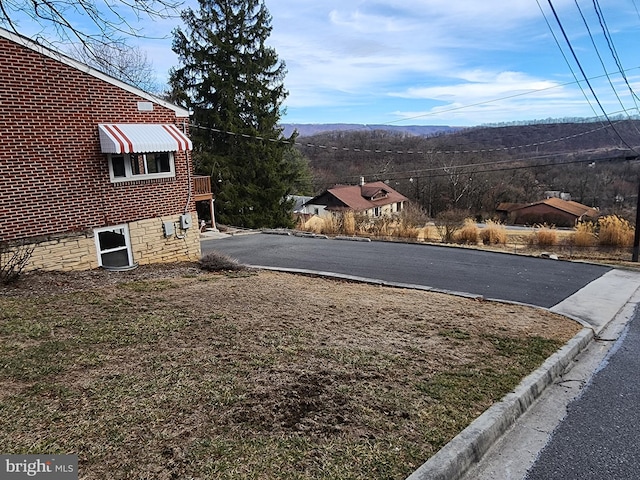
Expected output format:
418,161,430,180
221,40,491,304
405,328,594,480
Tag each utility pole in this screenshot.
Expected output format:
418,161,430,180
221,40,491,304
633,177,640,262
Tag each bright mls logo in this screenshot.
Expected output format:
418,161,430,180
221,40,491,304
1,455,78,479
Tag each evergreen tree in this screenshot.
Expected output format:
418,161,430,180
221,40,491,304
170,0,302,228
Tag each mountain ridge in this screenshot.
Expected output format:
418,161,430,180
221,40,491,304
281,123,465,138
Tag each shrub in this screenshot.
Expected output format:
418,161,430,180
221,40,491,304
398,202,430,228
418,224,438,242
572,222,597,247
530,226,557,247
0,240,35,284
369,216,392,236
435,210,468,243
480,220,507,245
200,252,245,272
598,215,634,247
395,223,421,239
455,218,479,244
395,203,428,239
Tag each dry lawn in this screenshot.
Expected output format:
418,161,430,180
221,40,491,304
0,263,581,479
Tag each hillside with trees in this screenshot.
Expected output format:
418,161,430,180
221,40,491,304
296,119,640,221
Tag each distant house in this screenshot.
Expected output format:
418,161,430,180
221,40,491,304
289,195,314,215
497,198,599,227
304,178,408,218
0,27,212,271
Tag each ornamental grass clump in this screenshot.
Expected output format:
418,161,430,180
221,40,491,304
597,215,634,247
572,222,597,247
342,211,357,236
320,214,340,235
455,218,479,244
530,225,557,247
480,220,507,245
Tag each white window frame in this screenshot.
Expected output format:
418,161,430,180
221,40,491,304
108,152,175,183
94,224,134,269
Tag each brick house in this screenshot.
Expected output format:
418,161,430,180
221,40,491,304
303,178,408,218
0,28,212,271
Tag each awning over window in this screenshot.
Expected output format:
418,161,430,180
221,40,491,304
98,124,193,154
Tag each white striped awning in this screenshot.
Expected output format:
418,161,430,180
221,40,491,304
98,124,193,154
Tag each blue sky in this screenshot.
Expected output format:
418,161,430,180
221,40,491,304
8,0,640,127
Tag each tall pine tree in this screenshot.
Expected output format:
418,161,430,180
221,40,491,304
170,0,300,228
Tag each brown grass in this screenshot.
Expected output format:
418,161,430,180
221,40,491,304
0,265,580,480
480,221,508,245
455,219,480,244
572,222,597,247
530,226,558,247
598,215,634,247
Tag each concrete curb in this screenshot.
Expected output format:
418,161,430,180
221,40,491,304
406,328,594,480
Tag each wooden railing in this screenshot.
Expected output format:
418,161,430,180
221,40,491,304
193,175,213,200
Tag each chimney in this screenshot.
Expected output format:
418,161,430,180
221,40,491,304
359,176,365,186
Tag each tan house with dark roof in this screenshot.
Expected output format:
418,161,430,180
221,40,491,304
303,179,408,218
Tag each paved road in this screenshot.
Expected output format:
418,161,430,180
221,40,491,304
201,234,611,308
524,306,640,480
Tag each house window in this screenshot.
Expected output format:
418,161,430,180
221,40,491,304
94,225,134,269
374,207,381,217
108,152,174,182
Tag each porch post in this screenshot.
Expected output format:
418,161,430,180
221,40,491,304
210,199,219,232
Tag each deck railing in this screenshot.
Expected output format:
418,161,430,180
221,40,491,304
193,176,212,200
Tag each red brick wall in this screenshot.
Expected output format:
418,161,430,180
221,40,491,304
0,37,195,242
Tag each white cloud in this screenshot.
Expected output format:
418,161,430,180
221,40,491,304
102,0,640,125
394,71,563,102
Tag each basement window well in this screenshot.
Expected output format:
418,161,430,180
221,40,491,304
94,225,135,270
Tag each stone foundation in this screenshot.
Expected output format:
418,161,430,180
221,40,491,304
21,213,201,272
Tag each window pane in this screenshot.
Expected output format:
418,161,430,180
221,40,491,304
101,250,129,268
112,156,125,177
146,153,159,174
158,153,170,172
130,154,143,175
146,153,171,174
98,229,126,250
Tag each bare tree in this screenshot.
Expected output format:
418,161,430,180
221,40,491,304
0,0,181,53
67,42,163,93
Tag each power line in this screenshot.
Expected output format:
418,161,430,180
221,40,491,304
544,0,639,154
591,0,640,109
536,0,603,121
574,0,631,117
381,66,640,126
347,152,638,184
189,119,638,187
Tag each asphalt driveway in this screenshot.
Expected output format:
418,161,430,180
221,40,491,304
201,233,612,309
